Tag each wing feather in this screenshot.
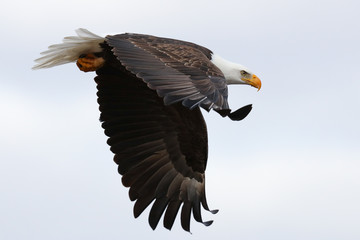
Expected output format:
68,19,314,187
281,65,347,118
94,48,217,231
163,199,182,230
105,34,229,111
149,197,170,230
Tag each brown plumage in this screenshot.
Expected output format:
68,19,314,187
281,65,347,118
96,43,217,231
105,34,229,111
33,29,261,232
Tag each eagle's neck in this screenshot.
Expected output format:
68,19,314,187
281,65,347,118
211,54,247,85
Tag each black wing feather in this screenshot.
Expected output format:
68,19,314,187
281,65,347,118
105,34,229,111
94,46,217,231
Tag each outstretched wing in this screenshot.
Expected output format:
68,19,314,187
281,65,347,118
105,34,229,111
95,51,217,231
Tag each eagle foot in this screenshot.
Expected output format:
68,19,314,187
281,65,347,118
76,53,105,72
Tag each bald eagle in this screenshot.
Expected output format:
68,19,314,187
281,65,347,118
33,29,261,232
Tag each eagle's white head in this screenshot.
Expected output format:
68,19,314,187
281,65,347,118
211,54,262,90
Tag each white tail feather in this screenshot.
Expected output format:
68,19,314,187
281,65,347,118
33,28,105,70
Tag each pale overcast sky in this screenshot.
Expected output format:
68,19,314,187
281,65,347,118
1,0,359,239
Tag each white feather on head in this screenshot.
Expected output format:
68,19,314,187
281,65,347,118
211,54,254,85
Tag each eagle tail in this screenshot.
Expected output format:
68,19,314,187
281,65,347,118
32,28,105,70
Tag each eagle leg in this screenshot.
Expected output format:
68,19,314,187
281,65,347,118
77,53,105,72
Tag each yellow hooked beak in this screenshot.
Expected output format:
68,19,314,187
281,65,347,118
242,74,262,91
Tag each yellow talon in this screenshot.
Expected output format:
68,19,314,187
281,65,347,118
77,53,105,72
